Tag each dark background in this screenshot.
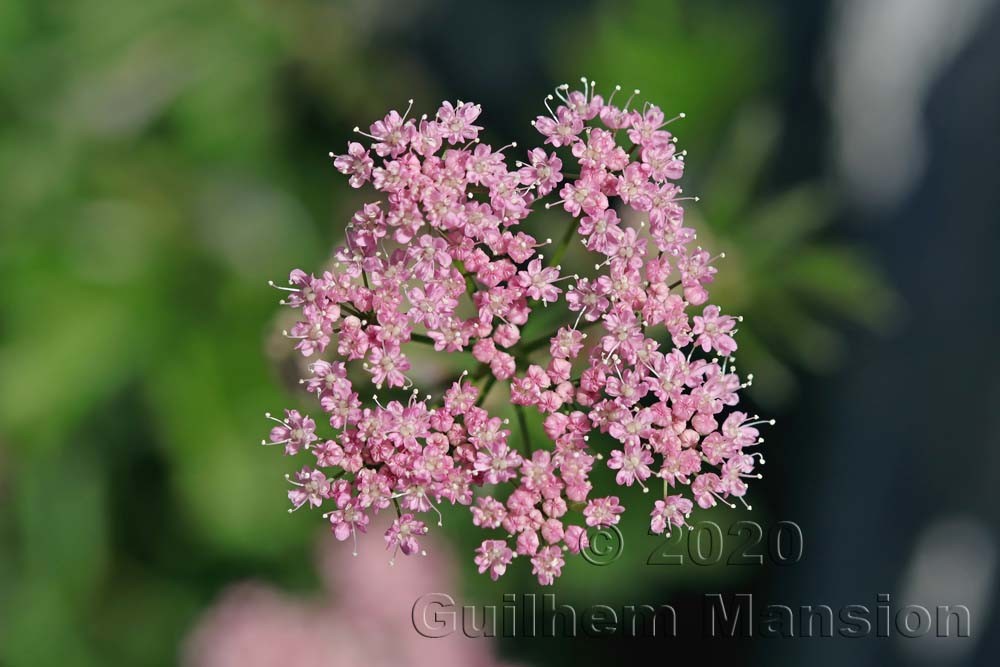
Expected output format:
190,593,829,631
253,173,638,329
1,0,998,665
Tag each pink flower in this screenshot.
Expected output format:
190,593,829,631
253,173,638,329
471,496,506,529
607,442,654,487
475,539,515,580
650,495,693,535
515,529,540,556
691,473,725,509
327,501,370,546
332,142,374,188
563,525,589,554
530,545,565,585
580,211,624,255
436,101,482,144
572,128,625,169
583,496,625,527
366,343,411,389
533,107,583,147
264,410,317,455
367,107,416,158
287,466,331,510
183,526,519,667
518,148,563,195
385,513,428,559
514,259,563,303
557,173,608,218
692,304,738,355
264,85,770,585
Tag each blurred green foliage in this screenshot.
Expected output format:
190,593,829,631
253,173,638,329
0,1,415,663
0,1,894,665
692,105,900,402
558,0,898,403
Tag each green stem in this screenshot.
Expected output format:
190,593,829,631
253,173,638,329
454,259,479,304
518,332,555,355
515,404,533,455
409,332,436,346
548,216,578,268
475,375,497,407
463,274,478,303
342,303,364,319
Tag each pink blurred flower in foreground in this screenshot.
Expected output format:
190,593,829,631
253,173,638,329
183,524,517,667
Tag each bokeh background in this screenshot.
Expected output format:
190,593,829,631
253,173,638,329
2,0,998,665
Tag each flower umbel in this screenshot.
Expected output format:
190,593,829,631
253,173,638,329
264,80,771,585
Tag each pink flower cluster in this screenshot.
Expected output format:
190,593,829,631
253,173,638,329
264,80,770,585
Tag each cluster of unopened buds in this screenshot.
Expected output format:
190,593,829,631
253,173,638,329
264,78,772,585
